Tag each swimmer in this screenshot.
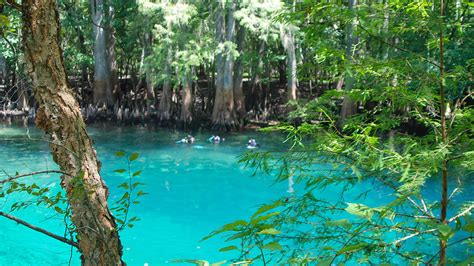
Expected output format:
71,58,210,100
208,135,224,144
176,135,195,144
247,138,258,149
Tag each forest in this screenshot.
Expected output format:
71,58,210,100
0,0,473,265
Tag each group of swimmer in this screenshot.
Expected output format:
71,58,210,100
176,135,259,148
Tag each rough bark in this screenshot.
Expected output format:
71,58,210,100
233,25,246,122
90,0,114,107
22,1,124,265
212,1,238,130
280,25,297,101
339,0,358,125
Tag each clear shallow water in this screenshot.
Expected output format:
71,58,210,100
0,123,472,265
0,123,289,265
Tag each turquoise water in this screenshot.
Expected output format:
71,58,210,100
0,123,289,265
0,123,472,265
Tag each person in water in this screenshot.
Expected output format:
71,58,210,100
208,135,224,144
177,135,195,144
247,138,258,148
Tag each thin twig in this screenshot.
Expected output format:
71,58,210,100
0,170,71,184
448,204,474,223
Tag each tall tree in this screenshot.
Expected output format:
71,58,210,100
339,0,359,125
212,0,238,130
90,0,114,107
233,24,246,122
22,0,124,264
280,24,297,101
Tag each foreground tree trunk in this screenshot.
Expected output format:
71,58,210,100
91,0,114,107
22,0,124,264
212,1,238,131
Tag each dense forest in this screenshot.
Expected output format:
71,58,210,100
0,0,473,265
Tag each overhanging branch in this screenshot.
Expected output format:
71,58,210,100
0,211,78,248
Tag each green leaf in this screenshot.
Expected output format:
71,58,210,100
261,241,283,251
132,170,142,177
118,183,129,189
251,200,282,219
250,211,280,225
325,219,352,230
462,219,474,233
202,220,248,241
171,260,209,266
219,245,238,252
129,153,139,161
345,203,375,220
437,224,453,239
114,169,126,173
337,243,368,255
54,206,63,214
317,258,332,266
115,151,126,157
257,228,281,235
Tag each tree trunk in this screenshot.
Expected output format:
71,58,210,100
143,32,155,110
105,2,118,108
158,47,173,123
91,0,114,108
339,0,358,125
233,25,246,122
22,1,124,265
179,70,193,128
438,0,448,264
212,1,238,130
280,25,297,101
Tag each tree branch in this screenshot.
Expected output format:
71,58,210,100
5,0,22,11
448,204,474,223
0,170,71,184
0,211,78,248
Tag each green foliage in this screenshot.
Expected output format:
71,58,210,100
206,0,474,264
111,150,147,231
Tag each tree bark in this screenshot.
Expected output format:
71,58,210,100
105,1,118,108
158,46,173,123
339,0,358,125
212,1,238,130
179,70,193,128
90,0,114,108
22,1,124,265
233,24,246,122
143,32,155,110
280,25,297,101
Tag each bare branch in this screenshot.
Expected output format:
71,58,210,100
448,204,474,223
0,211,78,248
391,229,437,246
